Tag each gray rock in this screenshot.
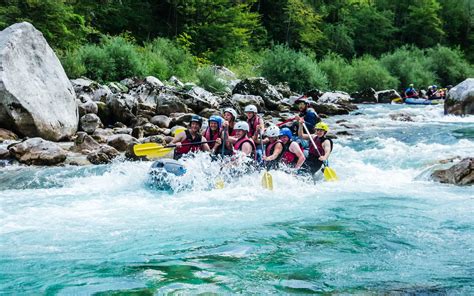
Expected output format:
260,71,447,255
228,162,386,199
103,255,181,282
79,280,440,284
183,86,221,112
87,145,120,164
71,77,112,102
199,108,221,118
142,123,163,136
113,127,132,135
107,134,138,152
92,128,113,143
169,76,184,87
351,88,378,104
150,115,171,128
136,103,156,119
389,112,414,122
80,113,102,134
73,132,101,153
0,147,10,159
156,93,190,115
212,66,237,81
132,126,144,139
318,92,352,104
77,99,98,116
108,82,128,94
274,82,296,98
231,94,264,110
9,137,67,165
376,89,401,104
431,157,473,185
313,103,350,116
107,93,137,125
0,22,78,140
233,77,283,110
445,78,474,115
0,128,18,142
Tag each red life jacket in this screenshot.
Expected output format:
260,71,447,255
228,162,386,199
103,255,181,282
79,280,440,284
175,130,202,155
281,140,303,165
203,127,220,149
233,136,257,160
228,126,237,137
309,136,333,158
265,140,283,159
247,115,261,138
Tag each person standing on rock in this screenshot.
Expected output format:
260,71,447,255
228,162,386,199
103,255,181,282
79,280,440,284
171,115,210,160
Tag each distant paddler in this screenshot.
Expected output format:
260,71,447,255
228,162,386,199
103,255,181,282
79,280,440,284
171,115,210,160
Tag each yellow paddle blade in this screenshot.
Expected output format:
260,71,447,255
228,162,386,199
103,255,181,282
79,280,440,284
133,143,174,158
215,178,224,189
261,171,273,190
323,167,339,182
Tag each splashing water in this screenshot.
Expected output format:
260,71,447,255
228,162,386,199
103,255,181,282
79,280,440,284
1,104,473,294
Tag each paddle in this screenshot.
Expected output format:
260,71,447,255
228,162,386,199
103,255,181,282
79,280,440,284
277,117,295,127
301,123,338,182
215,127,227,189
260,129,273,190
133,140,216,158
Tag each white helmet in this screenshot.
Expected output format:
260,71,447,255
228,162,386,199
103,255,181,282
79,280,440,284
244,104,258,113
234,121,249,132
223,107,238,119
265,125,280,137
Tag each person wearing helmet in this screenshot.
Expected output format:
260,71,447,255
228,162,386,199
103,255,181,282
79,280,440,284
404,83,418,99
203,115,223,149
222,107,238,136
294,96,319,135
278,127,306,170
298,120,333,175
244,104,264,140
426,84,441,100
260,125,283,169
171,115,210,160
228,121,256,160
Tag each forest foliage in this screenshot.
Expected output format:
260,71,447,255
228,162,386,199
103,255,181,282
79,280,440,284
0,0,473,92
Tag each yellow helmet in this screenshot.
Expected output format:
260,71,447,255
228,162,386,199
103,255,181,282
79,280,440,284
315,122,329,132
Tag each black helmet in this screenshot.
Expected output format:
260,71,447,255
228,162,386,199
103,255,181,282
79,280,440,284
295,97,310,105
190,115,203,126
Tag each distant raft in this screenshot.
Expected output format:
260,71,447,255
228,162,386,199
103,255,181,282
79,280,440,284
148,159,187,191
404,98,444,105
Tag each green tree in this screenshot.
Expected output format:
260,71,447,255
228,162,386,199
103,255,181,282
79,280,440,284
0,0,89,50
402,0,445,48
346,5,397,56
349,55,398,91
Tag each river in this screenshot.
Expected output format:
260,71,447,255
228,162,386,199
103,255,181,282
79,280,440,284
1,104,473,294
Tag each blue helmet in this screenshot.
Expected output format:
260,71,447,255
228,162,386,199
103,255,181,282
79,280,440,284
279,127,293,139
209,115,223,129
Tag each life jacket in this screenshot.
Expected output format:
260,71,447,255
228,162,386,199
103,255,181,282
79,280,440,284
281,140,303,165
265,140,283,160
309,136,333,159
233,135,257,160
174,130,202,156
247,115,261,138
203,127,220,149
228,125,236,137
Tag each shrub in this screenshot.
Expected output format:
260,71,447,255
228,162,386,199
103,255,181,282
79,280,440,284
380,46,436,90
196,66,228,93
260,45,328,92
319,53,354,91
349,55,399,92
142,38,198,81
426,45,474,86
101,36,144,81
227,49,263,79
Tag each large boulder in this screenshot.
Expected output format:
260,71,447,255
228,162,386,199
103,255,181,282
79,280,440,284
156,93,190,115
182,86,221,112
72,132,101,153
9,137,67,165
376,89,401,104
231,94,264,110
87,145,120,164
128,76,164,105
80,113,102,134
0,22,78,140
107,134,139,152
233,77,283,110
350,88,377,103
444,79,474,115
431,158,473,185
106,93,137,125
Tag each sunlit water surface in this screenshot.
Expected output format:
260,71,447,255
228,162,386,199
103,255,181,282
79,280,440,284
1,104,473,294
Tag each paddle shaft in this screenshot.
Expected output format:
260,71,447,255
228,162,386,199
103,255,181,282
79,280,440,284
167,140,216,148
277,117,295,127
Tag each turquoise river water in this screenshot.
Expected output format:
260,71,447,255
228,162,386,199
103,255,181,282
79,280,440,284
1,104,473,294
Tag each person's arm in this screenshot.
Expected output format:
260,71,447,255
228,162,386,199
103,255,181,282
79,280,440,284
319,140,332,161
240,142,253,157
200,136,210,152
171,131,186,147
264,142,283,161
298,120,310,140
290,142,306,169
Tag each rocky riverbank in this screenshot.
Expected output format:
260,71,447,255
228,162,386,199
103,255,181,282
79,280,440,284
0,22,473,185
